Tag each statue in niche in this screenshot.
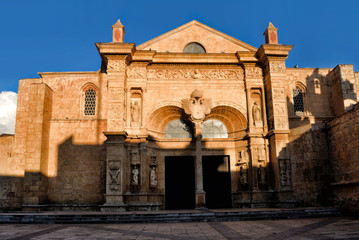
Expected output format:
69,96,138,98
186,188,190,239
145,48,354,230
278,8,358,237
131,100,140,122
258,165,266,185
131,165,139,185
149,166,157,187
239,166,248,185
252,101,262,127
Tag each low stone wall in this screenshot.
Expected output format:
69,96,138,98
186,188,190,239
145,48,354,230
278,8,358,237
329,103,359,212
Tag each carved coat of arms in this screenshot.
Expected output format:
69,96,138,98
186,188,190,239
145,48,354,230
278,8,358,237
182,89,212,121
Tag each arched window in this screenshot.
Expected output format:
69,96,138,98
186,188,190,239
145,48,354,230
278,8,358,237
202,119,228,138
183,42,206,53
84,88,96,116
165,119,193,139
293,86,305,115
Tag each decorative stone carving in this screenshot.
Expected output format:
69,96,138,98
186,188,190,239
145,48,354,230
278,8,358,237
273,88,285,100
108,161,121,191
269,61,285,73
130,150,140,164
258,165,266,185
276,117,287,129
182,89,212,121
256,145,266,162
246,67,262,78
131,165,140,186
252,101,263,127
274,103,285,115
147,68,244,80
127,67,147,78
279,159,291,187
107,60,126,72
149,166,158,187
236,149,248,165
131,100,140,122
239,166,248,185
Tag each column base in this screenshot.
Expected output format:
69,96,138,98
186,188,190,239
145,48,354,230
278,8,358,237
195,190,206,209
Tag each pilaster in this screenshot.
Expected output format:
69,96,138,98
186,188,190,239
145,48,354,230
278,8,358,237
102,132,127,211
257,44,293,192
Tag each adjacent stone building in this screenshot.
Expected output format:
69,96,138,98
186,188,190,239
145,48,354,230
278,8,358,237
1,19,358,211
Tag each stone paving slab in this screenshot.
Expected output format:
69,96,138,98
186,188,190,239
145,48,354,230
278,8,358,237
0,217,359,240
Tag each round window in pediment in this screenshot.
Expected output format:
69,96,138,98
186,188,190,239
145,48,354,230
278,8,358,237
183,42,206,53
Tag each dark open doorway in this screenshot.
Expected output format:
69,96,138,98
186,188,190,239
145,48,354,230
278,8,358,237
202,155,232,208
165,156,195,210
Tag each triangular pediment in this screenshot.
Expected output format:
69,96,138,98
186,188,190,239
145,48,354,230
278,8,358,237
137,20,257,53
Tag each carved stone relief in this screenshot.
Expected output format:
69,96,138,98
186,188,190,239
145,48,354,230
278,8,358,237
279,159,292,187
269,61,286,73
275,117,288,129
130,149,140,165
107,60,126,72
256,145,266,162
127,67,147,79
274,103,286,115
273,88,285,100
258,165,266,185
108,161,121,191
182,89,212,121
147,68,244,80
239,166,248,186
246,66,262,78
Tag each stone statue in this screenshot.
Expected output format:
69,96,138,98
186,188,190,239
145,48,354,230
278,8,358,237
150,166,157,187
239,166,248,185
132,165,139,185
252,101,262,123
131,101,140,122
258,165,266,185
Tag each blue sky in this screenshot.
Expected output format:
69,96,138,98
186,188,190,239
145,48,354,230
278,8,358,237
0,0,358,92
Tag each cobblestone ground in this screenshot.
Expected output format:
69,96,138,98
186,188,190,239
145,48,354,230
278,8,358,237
0,217,359,240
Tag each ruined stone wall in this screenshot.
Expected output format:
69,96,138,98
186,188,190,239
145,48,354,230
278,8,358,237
329,103,359,212
289,123,332,206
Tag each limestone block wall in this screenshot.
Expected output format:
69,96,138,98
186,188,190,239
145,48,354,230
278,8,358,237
289,123,332,206
329,103,359,212
0,135,14,175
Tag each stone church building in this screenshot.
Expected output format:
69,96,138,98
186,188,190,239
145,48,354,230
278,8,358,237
1,19,358,212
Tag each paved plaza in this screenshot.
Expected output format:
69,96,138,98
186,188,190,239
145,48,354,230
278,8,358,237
0,217,359,240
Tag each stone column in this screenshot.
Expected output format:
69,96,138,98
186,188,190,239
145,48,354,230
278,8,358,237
193,121,206,209
257,44,293,193
101,132,127,211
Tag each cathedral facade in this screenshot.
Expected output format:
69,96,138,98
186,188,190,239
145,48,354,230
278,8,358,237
1,20,358,211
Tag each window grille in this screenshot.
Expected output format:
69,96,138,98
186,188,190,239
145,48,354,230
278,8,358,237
293,87,304,114
84,89,96,115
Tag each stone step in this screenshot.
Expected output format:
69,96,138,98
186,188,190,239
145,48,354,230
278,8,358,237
0,208,342,224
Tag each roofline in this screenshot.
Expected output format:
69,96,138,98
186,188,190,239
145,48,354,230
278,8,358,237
137,20,257,52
